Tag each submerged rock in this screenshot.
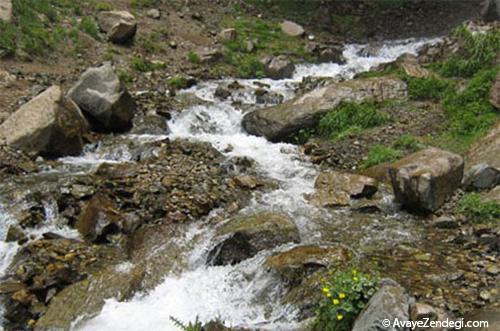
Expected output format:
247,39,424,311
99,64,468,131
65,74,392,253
389,148,464,213
207,212,300,266
308,171,378,208
68,63,136,132
352,279,411,331
242,77,407,141
0,85,88,157
97,11,137,44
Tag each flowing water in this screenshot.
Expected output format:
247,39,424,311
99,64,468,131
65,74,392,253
0,38,439,330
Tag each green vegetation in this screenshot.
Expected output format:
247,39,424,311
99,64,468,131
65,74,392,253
141,31,165,54
93,2,113,11
440,26,500,78
170,316,202,331
168,76,190,90
130,0,160,8
457,193,500,222
362,145,401,168
79,17,100,40
221,17,310,78
130,57,166,72
318,102,391,141
392,134,423,152
313,268,379,331
187,51,201,64
406,76,453,101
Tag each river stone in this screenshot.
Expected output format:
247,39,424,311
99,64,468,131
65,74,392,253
389,148,464,213
490,71,499,109
280,20,305,37
242,77,407,141
76,193,123,242
265,245,351,286
35,264,144,331
462,163,500,191
97,11,137,44
309,171,378,208
261,55,295,80
68,63,136,132
207,212,300,266
352,279,411,331
0,0,12,23
0,85,87,157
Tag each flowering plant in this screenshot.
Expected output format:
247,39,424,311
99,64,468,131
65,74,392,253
312,268,379,331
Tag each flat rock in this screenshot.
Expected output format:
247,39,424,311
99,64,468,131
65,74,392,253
280,20,305,37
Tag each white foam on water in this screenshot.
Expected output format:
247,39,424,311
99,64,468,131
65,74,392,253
54,38,436,331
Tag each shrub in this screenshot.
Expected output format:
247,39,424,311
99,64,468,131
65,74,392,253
457,193,500,222
94,2,113,11
440,26,500,77
79,17,100,40
187,51,201,64
406,76,452,101
130,57,165,72
318,102,390,141
313,268,379,331
170,316,202,331
362,145,401,168
168,76,189,90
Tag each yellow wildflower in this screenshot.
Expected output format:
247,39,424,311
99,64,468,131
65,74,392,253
337,314,343,321
322,287,330,294
339,293,346,299
353,277,359,281
332,299,340,305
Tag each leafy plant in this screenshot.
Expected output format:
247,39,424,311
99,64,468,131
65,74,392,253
313,268,379,331
169,316,203,331
362,145,401,168
188,51,201,64
406,76,452,101
130,57,165,72
294,128,315,145
392,134,423,152
168,75,189,90
457,193,500,222
318,102,390,141
79,17,100,40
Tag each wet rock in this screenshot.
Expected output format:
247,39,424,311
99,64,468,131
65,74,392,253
0,85,88,157
265,245,351,286
431,215,459,229
243,77,407,141
352,279,411,331
318,46,345,64
233,175,257,189
308,171,378,208
481,0,500,22
97,11,137,44
409,302,452,331
207,212,300,266
75,193,124,242
68,63,136,132
146,8,161,19
280,20,304,37
35,264,144,330
218,28,237,42
255,89,284,105
463,306,500,331
389,148,464,213
0,0,12,23
214,85,232,100
261,55,295,80
490,71,499,109
69,184,95,199
463,163,500,191
6,225,27,244
131,114,168,135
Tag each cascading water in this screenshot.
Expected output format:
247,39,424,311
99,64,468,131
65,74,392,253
0,38,439,330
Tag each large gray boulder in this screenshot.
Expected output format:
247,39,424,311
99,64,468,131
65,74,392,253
0,86,87,157
262,55,295,80
97,11,137,44
389,148,464,213
68,63,136,132
0,0,12,23
352,279,411,331
207,212,300,266
242,77,407,141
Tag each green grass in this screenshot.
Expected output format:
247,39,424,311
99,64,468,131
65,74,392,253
362,145,401,169
130,0,160,8
392,134,423,152
79,17,100,40
187,51,201,64
130,57,166,72
93,2,113,11
318,102,390,141
457,193,500,222
406,76,453,101
168,76,190,90
440,25,500,78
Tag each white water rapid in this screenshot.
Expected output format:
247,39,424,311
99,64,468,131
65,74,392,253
0,38,438,331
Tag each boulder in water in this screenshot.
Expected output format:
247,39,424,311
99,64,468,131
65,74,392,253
389,148,464,213
207,212,300,266
97,11,137,44
0,85,88,157
242,77,407,141
68,63,136,132
308,171,378,208
352,279,411,331
261,55,295,80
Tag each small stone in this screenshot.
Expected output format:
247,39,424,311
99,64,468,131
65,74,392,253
479,290,492,301
6,225,27,244
218,28,237,42
485,265,500,275
169,41,177,49
146,9,160,19
279,20,304,37
233,175,257,189
431,216,459,229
